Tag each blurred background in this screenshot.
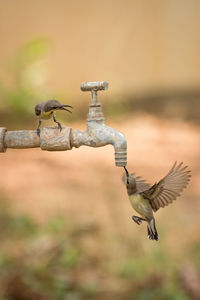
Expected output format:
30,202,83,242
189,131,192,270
0,0,200,299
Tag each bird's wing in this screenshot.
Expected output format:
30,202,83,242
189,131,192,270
142,162,191,212
133,174,151,193
44,100,61,112
122,172,151,193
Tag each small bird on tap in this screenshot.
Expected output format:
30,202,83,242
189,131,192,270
35,99,73,137
123,162,191,241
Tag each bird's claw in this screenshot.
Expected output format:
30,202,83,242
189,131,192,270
58,123,62,131
136,219,142,225
148,234,154,240
148,234,159,241
132,216,144,225
36,129,40,137
147,227,159,241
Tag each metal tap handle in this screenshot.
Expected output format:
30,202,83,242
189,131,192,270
80,81,109,92
80,81,109,106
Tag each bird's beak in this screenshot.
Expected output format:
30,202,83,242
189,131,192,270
60,105,73,113
124,166,129,184
124,166,129,177
63,105,73,109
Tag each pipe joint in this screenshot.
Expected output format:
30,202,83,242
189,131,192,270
40,127,72,151
0,127,7,152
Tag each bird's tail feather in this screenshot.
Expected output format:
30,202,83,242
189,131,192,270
147,218,159,241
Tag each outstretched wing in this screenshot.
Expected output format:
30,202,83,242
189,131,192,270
122,172,151,193
142,162,191,212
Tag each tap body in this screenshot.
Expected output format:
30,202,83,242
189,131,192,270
72,108,127,167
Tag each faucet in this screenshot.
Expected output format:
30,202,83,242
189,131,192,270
0,81,127,167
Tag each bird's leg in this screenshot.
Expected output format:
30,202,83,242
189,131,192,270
53,114,62,131
147,225,153,240
36,120,42,137
132,215,146,225
147,226,155,240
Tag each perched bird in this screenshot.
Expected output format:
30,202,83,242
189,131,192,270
123,162,191,241
35,99,73,136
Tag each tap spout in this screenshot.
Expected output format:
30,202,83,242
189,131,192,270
71,120,127,167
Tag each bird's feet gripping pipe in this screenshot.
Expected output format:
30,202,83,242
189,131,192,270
132,216,146,225
53,114,62,131
36,120,42,137
36,129,40,137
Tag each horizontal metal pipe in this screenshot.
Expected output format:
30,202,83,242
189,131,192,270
4,130,40,149
0,125,127,166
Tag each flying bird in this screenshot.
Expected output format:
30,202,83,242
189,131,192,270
123,162,191,241
35,99,73,136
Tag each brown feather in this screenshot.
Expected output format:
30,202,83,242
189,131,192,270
44,100,62,112
141,162,191,212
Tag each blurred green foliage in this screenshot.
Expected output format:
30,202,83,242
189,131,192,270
0,195,199,300
0,38,52,127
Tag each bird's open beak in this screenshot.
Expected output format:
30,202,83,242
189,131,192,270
60,105,73,113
